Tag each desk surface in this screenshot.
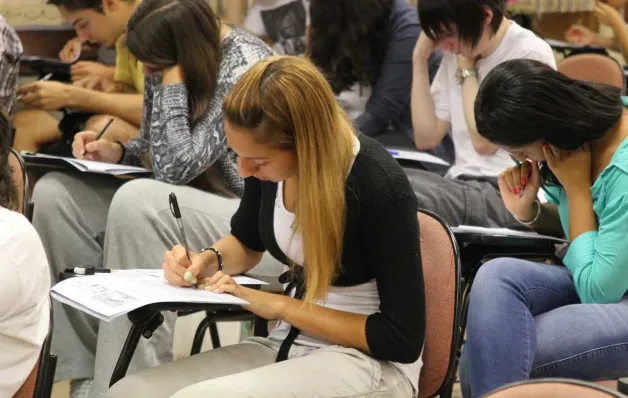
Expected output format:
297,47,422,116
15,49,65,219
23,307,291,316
507,0,596,14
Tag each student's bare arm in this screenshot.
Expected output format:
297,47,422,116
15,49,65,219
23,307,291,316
67,87,143,127
411,56,450,150
458,64,499,156
223,0,249,24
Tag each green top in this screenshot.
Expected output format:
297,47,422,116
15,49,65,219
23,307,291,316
547,133,628,304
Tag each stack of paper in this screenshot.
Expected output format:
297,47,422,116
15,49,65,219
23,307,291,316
388,149,450,167
51,269,266,322
453,226,568,243
22,152,152,176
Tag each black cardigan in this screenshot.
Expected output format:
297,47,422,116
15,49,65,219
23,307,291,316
230,134,425,363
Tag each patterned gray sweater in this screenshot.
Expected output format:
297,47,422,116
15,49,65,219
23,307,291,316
121,28,273,197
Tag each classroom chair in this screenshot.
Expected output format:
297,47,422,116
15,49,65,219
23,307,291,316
557,53,625,92
8,148,31,219
484,378,628,398
13,301,57,398
417,209,464,398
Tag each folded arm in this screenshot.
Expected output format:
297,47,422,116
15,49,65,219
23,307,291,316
67,86,143,126
563,184,628,304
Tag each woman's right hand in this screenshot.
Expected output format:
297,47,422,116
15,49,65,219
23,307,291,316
59,38,82,63
163,245,210,287
72,131,123,162
498,160,541,222
413,33,436,64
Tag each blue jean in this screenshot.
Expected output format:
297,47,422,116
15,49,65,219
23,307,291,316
460,258,628,397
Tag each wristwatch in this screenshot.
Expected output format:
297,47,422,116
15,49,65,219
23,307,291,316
455,67,478,85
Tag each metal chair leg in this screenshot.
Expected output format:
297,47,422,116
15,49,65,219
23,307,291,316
110,310,164,387
190,317,211,356
209,322,221,348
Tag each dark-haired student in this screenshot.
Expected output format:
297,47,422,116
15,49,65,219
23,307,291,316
107,55,424,398
308,0,444,151
31,0,275,397
13,0,143,153
408,0,557,228
0,110,51,397
461,59,628,397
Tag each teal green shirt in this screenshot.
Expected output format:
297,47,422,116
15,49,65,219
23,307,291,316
547,134,628,304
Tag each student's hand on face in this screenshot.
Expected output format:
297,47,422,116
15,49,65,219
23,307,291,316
595,1,622,25
17,81,71,111
498,160,541,222
71,61,113,82
543,143,592,194
199,271,283,319
162,246,207,287
413,33,436,64
59,37,82,63
162,65,185,85
71,130,123,162
565,24,598,45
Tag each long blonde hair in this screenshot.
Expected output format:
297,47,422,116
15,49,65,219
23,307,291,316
223,56,355,304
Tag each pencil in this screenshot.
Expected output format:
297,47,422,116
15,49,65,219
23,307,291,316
82,118,114,158
509,156,559,203
16,73,54,101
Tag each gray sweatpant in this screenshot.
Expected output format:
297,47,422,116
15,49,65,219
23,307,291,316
32,172,282,398
405,168,520,229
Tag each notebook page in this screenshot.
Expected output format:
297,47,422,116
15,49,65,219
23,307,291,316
388,149,450,166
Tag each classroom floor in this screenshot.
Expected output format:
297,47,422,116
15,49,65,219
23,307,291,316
50,313,464,398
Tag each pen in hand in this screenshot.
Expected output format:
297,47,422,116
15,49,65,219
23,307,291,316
509,156,559,203
16,73,54,101
81,118,114,159
169,192,197,287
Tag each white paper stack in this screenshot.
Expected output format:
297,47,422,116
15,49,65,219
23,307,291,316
452,226,568,243
51,269,266,322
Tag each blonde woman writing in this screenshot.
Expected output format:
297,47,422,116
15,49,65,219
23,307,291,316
107,56,425,398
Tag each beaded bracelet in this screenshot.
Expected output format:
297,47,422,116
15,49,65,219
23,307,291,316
201,247,223,272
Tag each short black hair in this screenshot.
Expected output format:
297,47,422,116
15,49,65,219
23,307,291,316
418,0,504,48
475,59,623,150
47,0,103,12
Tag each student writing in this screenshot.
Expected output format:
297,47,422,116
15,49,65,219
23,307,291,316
107,55,425,398
31,0,275,396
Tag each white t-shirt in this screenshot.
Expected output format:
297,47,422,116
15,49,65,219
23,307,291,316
431,21,557,178
0,208,50,397
244,0,310,56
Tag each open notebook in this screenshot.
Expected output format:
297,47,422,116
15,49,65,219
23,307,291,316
51,269,267,322
452,226,568,243
388,148,450,167
22,152,152,176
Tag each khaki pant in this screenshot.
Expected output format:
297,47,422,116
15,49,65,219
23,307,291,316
106,337,414,398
